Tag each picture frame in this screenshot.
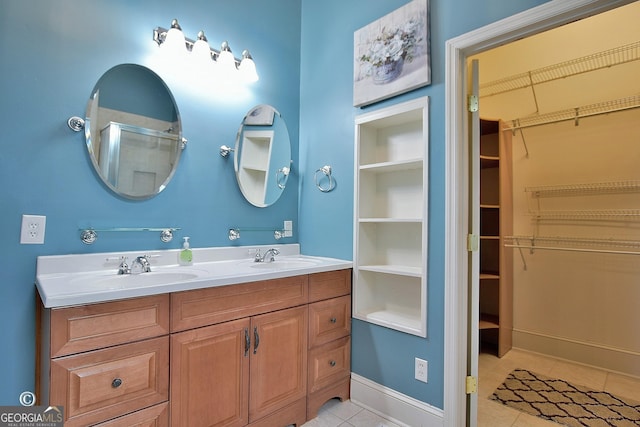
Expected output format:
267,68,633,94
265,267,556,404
353,0,430,107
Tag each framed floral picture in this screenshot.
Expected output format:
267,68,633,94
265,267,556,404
353,0,430,107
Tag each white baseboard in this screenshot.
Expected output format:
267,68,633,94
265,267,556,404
513,329,640,378
350,374,444,427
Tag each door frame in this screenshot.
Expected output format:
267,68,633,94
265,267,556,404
442,0,635,425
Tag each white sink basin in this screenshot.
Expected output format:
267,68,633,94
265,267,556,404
250,259,321,270
69,269,207,290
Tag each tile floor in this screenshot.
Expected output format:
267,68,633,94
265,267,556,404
302,348,640,427
301,398,401,427
478,348,640,426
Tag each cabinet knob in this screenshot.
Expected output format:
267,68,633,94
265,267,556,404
329,360,336,367
112,378,123,388
330,317,337,324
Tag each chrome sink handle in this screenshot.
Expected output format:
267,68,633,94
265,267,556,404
117,257,130,275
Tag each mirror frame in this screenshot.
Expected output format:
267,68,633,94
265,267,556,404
233,105,292,207
84,64,184,200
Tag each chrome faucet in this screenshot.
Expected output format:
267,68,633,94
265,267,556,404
130,255,152,274
254,248,280,263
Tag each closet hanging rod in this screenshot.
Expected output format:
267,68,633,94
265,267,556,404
502,94,640,131
480,41,640,98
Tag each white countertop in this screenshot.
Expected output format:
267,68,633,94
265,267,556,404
36,244,352,308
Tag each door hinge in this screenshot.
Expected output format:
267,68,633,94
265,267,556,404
466,376,478,394
467,234,479,252
468,95,478,112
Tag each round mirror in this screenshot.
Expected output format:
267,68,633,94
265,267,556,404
85,64,183,199
234,105,292,207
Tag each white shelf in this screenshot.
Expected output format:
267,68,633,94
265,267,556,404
525,180,640,196
480,41,640,98
360,158,423,172
503,95,640,131
355,309,423,336
354,97,429,338
358,264,422,277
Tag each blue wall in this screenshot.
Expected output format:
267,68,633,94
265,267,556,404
0,0,550,410
0,0,301,405
299,0,549,409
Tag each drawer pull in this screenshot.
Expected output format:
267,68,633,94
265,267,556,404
111,378,123,388
329,360,336,367
330,317,337,324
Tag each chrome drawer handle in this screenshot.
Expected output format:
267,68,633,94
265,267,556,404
329,360,336,367
330,317,337,324
112,378,123,388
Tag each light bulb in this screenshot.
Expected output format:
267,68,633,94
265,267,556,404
161,19,186,57
239,50,259,83
191,31,212,64
216,41,238,81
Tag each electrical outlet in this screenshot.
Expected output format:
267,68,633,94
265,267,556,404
415,357,428,383
283,220,293,237
20,214,46,244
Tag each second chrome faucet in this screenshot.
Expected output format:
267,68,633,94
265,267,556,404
254,248,280,263
117,255,152,274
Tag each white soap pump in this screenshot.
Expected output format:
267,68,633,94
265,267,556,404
179,237,193,266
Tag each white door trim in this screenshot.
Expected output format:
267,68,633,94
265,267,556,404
442,1,634,425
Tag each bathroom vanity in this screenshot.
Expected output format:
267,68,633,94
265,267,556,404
35,245,352,426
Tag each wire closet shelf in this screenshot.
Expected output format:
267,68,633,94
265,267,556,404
479,41,640,98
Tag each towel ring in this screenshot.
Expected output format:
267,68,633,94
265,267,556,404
314,165,335,192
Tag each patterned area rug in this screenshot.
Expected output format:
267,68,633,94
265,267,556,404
490,369,640,426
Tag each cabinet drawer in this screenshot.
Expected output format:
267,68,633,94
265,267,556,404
50,336,169,427
309,295,351,348
308,336,350,394
308,269,351,303
171,275,308,331
49,295,170,357
95,402,168,427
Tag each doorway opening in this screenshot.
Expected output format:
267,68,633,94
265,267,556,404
442,1,638,425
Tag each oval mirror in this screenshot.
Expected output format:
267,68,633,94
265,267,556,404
234,105,292,207
85,64,183,199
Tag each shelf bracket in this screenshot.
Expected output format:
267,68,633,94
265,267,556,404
528,71,540,114
511,121,530,159
514,237,528,271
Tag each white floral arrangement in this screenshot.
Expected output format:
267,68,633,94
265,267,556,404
358,19,422,74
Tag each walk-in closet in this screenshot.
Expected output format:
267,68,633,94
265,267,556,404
471,2,640,378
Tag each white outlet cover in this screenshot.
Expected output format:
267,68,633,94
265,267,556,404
415,357,428,383
20,214,46,244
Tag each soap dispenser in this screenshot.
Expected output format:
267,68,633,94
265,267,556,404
179,237,193,266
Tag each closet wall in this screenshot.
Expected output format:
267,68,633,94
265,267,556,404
471,2,640,377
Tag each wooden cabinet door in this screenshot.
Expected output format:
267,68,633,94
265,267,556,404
249,305,307,423
171,318,250,427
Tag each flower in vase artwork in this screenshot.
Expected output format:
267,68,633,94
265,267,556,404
354,0,430,107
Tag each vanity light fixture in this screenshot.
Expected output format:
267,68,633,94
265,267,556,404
153,19,259,83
